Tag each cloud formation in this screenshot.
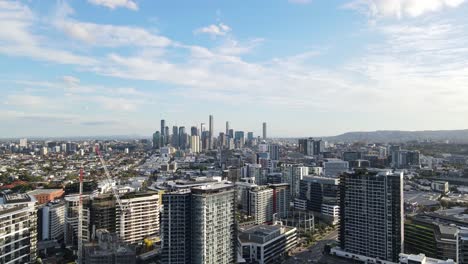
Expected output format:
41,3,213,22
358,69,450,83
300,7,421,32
345,0,466,18
194,23,231,36
87,0,138,10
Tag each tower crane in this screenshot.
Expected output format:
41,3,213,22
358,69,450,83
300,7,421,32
76,145,132,263
94,145,132,239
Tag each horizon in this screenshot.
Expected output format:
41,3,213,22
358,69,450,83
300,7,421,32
2,0,468,137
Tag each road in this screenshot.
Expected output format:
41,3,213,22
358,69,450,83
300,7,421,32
284,229,338,264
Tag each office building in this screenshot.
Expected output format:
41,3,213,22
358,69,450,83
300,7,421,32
238,225,297,264
153,131,161,149
338,170,404,262
269,144,280,161
160,119,166,146
296,176,339,222
0,193,37,264
323,159,349,177
179,126,186,149
191,126,198,136
19,138,27,148
39,200,65,241
262,122,267,140
209,115,214,150
226,121,230,136
298,138,324,156
116,192,160,245
392,150,421,169
172,126,179,148
405,216,457,261
247,132,254,142
218,132,226,148
165,126,170,145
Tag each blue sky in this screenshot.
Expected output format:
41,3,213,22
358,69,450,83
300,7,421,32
1,0,468,138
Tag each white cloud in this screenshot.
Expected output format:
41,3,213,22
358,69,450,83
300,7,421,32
345,0,466,18
58,21,172,48
4,94,48,107
216,38,264,55
194,23,231,37
62,75,80,85
0,1,96,65
87,0,138,10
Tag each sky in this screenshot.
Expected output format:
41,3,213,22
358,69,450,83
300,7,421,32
1,0,468,138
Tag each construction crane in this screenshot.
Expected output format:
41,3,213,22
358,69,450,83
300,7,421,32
94,145,131,239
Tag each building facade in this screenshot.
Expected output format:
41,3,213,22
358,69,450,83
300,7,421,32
338,170,404,262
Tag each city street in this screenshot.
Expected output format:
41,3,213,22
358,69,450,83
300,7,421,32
284,229,338,264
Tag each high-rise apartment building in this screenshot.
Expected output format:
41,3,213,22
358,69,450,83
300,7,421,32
116,192,160,245
269,183,290,219
190,135,200,153
0,193,37,264
262,122,267,140
161,190,192,264
39,200,65,241
249,186,274,224
338,169,404,262
64,194,91,248
282,164,309,199
191,183,236,264
161,182,236,264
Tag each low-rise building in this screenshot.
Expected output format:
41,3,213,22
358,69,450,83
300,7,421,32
28,189,64,205
238,224,297,264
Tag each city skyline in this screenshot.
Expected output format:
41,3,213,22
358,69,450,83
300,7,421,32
2,0,468,137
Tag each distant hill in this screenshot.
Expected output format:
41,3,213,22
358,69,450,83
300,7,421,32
323,130,468,143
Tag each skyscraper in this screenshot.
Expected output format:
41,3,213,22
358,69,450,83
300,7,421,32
179,126,186,149
226,121,230,136
262,122,267,140
165,126,170,145
153,131,160,149
172,126,179,148
209,115,214,150
338,169,404,262
160,119,166,146
191,126,198,136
